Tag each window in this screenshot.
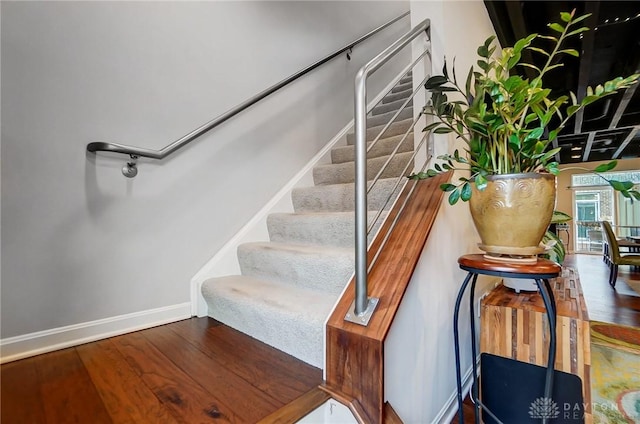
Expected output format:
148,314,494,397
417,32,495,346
571,170,640,252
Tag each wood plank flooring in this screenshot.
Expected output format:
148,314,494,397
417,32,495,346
452,253,640,423
3,254,637,424
1,317,322,424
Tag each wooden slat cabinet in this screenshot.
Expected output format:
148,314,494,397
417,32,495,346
480,268,592,422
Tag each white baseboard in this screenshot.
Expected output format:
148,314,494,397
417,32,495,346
0,302,191,364
433,359,478,424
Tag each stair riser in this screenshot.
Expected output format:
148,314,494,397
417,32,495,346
391,81,413,93
292,178,406,213
332,133,413,164
237,244,353,294
367,106,413,128
267,212,385,248
382,88,412,104
346,120,413,145
371,98,411,116
313,152,414,186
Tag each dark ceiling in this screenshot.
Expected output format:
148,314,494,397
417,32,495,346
484,1,640,165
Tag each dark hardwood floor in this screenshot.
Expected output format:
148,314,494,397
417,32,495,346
452,253,640,423
1,317,322,424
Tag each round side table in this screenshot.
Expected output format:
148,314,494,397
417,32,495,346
453,254,561,424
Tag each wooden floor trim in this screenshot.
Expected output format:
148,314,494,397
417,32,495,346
256,387,330,424
325,172,450,423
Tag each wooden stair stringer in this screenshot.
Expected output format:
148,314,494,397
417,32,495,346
325,172,452,424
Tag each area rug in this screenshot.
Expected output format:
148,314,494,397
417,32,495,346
625,279,640,297
590,321,640,423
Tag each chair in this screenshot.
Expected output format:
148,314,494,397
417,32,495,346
600,221,640,287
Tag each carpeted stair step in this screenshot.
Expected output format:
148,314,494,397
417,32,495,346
371,98,410,116
291,177,405,213
202,275,335,368
382,87,412,104
346,119,413,145
313,151,414,185
267,211,386,248
237,242,353,294
367,106,413,128
392,81,413,93
331,132,414,164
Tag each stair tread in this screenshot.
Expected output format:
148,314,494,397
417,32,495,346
314,151,414,169
202,275,337,367
241,241,353,255
204,275,337,308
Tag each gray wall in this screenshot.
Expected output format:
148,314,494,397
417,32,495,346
1,1,409,339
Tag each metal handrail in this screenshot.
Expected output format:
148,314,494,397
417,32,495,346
352,18,430,318
86,11,410,175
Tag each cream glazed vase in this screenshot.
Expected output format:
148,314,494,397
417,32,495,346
469,172,556,257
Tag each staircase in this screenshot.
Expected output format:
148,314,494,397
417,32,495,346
201,75,415,368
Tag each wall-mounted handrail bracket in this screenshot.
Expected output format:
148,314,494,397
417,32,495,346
344,297,379,326
122,155,139,178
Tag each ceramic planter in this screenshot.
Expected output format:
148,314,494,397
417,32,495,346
469,173,556,257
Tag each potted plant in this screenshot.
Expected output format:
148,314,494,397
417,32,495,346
411,9,640,260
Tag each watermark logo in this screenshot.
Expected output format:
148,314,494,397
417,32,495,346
529,397,560,419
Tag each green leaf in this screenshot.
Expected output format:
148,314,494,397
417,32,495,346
560,12,572,22
424,75,449,89
440,183,456,192
541,147,561,162
434,127,453,134
551,210,572,224
610,180,634,191
483,35,496,49
525,127,544,142
477,60,490,72
570,13,591,26
567,105,581,116
460,182,472,201
442,62,448,79
545,63,564,72
517,62,542,74
475,174,488,191
507,52,522,69
546,162,560,175
509,134,521,149
423,122,443,132
525,113,538,124
569,91,578,105
465,66,474,99
527,46,551,57
537,35,559,42
566,27,589,37
595,84,604,96
594,161,617,172
548,23,565,33
558,49,579,57
448,189,461,205
477,45,489,58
